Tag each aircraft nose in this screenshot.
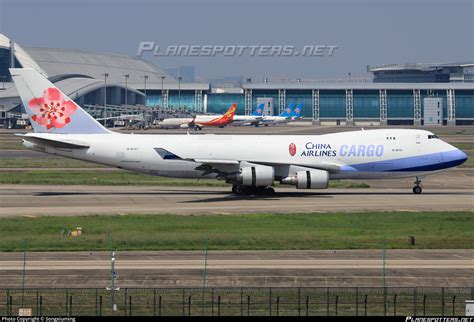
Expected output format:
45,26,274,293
443,149,468,167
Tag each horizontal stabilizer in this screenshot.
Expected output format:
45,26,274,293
17,134,90,149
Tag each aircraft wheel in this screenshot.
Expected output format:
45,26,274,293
412,186,422,194
264,186,275,195
233,185,244,194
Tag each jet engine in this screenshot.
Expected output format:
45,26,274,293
281,169,329,189
235,165,275,186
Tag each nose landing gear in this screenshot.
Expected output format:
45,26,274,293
412,177,423,194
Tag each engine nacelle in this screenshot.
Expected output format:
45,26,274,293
282,169,329,189
237,165,275,186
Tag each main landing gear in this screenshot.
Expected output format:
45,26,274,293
412,177,423,194
232,185,275,196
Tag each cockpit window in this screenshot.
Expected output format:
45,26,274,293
428,134,438,139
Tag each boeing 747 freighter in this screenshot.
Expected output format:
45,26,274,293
11,68,467,195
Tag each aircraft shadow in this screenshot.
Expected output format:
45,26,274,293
180,192,331,203
34,189,470,198
34,189,226,197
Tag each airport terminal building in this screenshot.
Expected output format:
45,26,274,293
1,34,473,127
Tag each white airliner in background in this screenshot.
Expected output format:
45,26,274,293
231,103,264,126
260,102,302,126
11,68,467,195
157,104,236,130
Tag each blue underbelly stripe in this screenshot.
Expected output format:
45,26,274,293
340,150,467,172
390,158,467,172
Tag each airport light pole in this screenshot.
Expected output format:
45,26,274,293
111,251,116,313
143,75,148,106
102,73,109,124
107,251,119,315
124,74,129,106
178,76,182,109
21,239,28,308
106,238,119,315
160,75,165,108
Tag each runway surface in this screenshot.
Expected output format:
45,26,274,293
0,250,471,288
0,183,472,217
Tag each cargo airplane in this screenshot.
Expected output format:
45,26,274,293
12,68,467,195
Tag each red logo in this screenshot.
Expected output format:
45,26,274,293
28,88,77,130
289,143,297,156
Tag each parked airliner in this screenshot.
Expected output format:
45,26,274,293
260,102,302,126
11,68,467,195
231,103,264,126
157,104,236,130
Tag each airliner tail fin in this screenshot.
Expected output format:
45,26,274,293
10,68,109,134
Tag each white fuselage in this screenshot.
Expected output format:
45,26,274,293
24,129,466,182
231,115,262,126
158,114,225,129
261,115,292,125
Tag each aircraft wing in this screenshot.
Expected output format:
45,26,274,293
187,158,341,174
160,148,342,174
17,134,90,149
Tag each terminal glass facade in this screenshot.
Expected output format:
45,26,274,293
0,48,21,82
286,90,313,117
207,93,245,114
455,90,474,118
353,90,380,118
387,90,414,119
157,89,473,122
168,91,195,110
146,90,196,110
319,90,346,118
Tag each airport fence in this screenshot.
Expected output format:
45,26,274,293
0,287,472,316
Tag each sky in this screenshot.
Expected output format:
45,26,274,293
0,0,472,81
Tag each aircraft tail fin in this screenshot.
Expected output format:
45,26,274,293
10,68,109,134
224,103,237,121
278,102,295,117
252,103,264,116
290,103,303,119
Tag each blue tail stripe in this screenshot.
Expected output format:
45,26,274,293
252,103,264,116
279,102,295,117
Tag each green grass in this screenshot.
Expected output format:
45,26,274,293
0,139,24,150
453,146,474,167
0,157,105,168
450,142,473,151
0,170,229,186
432,128,474,136
0,212,471,251
461,152,474,167
0,169,369,188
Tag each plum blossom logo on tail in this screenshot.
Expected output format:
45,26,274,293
28,88,77,130
289,143,297,156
